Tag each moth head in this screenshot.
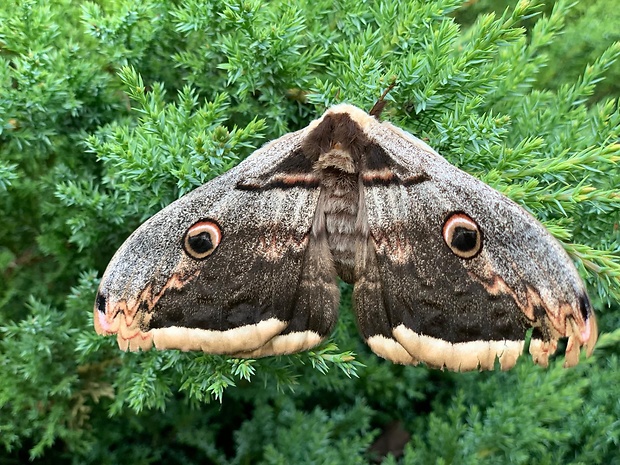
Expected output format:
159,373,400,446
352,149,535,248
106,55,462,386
442,212,482,259
183,220,222,259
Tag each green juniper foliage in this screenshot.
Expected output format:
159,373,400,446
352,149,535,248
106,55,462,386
1,0,619,463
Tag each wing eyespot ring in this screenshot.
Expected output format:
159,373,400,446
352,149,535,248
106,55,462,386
183,220,222,260
442,212,482,259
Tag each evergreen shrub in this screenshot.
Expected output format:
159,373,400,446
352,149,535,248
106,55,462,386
1,0,619,463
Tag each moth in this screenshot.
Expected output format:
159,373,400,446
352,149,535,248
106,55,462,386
94,104,597,371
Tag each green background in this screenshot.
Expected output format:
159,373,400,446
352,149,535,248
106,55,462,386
1,0,619,463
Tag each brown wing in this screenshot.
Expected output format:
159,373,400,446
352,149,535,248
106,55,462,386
95,130,340,356
354,120,596,371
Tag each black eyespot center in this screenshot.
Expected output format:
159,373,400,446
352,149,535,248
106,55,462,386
451,226,478,252
183,220,222,259
188,231,214,254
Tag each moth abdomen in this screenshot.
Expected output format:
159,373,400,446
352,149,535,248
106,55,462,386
314,169,362,284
